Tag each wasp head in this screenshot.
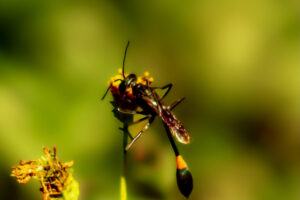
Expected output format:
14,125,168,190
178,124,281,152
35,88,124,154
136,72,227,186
119,73,137,95
108,69,154,96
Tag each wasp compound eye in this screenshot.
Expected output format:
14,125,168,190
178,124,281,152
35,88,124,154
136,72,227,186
127,73,137,79
126,74,137,86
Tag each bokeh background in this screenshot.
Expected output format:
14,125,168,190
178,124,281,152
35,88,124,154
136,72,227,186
0,0,299,199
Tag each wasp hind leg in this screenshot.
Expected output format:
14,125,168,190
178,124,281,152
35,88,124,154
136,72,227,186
169,97,185,110
125,116,155,151
130,116,150,126
119,116,151,140
118,127,134,140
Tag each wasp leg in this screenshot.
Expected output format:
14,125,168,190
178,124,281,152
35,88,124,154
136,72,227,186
119,127,134,140
169,97,185,110
120,116,150,141
118,115,150,129
152,83,173,99
125,116,155,151
121,116,151,141
116,107,147,115
129,116,150,126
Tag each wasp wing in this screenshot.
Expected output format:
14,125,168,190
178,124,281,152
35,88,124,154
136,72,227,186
137,87,190,144
161,108,190,144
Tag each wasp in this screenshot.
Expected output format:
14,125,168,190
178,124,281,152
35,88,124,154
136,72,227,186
102,41,193,198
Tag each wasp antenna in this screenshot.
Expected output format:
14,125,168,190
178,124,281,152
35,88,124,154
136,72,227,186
101,84,112,100
122,41,130,79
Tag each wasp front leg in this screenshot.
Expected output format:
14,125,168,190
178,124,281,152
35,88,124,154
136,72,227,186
152,83,173,100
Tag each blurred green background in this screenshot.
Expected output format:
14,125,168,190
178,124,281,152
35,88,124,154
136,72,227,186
0,0,299,199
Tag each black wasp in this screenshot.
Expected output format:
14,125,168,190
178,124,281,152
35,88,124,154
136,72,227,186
102,41,193,198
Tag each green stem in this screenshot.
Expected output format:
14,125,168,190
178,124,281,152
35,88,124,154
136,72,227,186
120,116,133,200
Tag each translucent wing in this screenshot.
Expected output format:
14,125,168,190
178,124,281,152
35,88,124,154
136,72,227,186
138,87,191,144
169,120,190,144
160,108,190,144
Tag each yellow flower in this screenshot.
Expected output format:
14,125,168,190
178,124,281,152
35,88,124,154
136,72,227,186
11,146,79,200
